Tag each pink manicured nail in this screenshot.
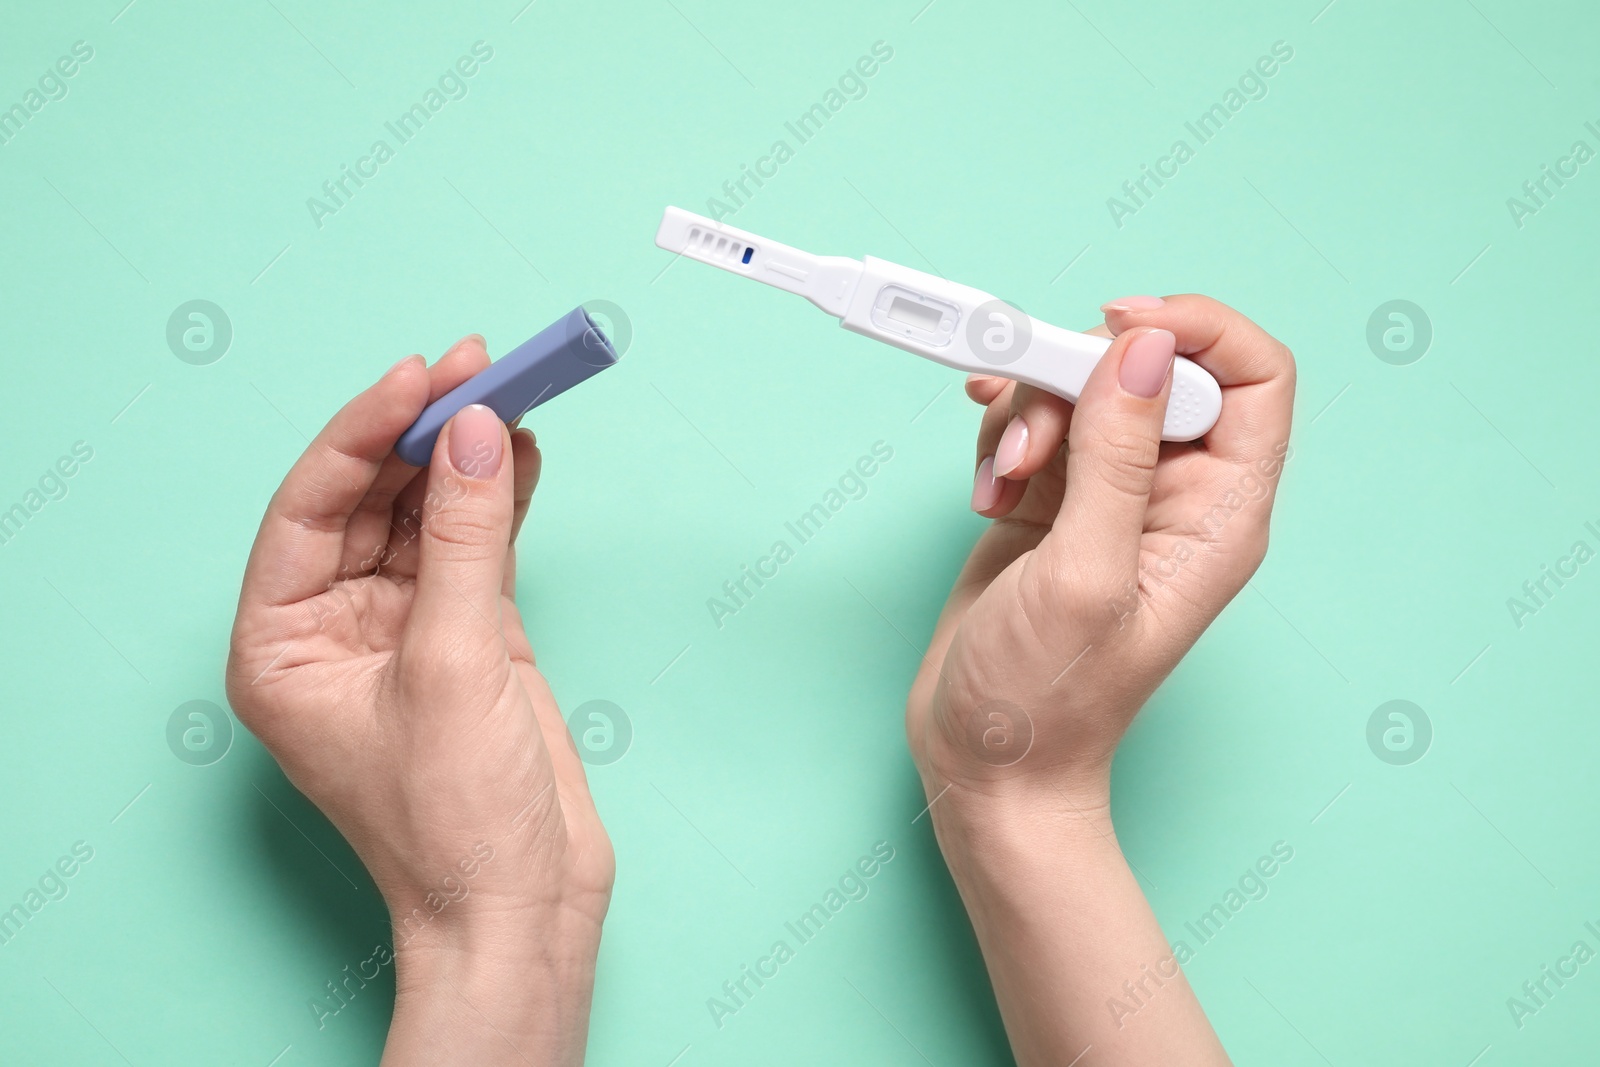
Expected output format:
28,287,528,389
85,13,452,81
971,456,1003,512
1119,329,1176,398
1101,295,1165,312
993,416,1029,477
449,404,504,478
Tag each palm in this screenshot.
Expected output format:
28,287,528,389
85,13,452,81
244,556,616,901
285,572,537,667
958,423,1266,650
301,574,416,661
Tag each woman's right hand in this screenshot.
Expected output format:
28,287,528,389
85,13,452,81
904,295,1295,1065
907,294,1296,810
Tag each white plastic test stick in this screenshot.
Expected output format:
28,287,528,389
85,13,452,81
654,206,1221,442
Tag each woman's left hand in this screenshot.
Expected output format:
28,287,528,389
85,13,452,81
226,335,613,1066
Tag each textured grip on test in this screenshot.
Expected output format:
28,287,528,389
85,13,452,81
1161,357,1223,442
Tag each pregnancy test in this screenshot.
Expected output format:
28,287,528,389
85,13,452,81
654,207,1220,441
395,305,619,466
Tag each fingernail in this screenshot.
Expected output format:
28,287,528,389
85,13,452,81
1101,295,1164,312
971,456,1003,512
993,416,1029,477
1119,329,1176,398
383,354,420,379
449,404,504,479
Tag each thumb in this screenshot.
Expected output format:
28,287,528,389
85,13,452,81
1043,327,1176,579
409,403,514,642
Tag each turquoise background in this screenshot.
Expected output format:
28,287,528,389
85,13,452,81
1,0,1596,1063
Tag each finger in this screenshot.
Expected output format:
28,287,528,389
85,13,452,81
979,320,1111,486
973,379,1016,458
426,334,491,404
407,404,515,646
972,387,1027,518
507,429,541,543
378,338,496,581
343,335,491,577
991,383,1074,481
502,428,541,597
965,374,1008,405
984,323,1110,482
381,470,432,579
1041,327,1176,577
1099,295,1295,469
1098,294,1166,334
240,355,430,608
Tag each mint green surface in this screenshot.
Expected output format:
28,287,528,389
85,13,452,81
1,1,1596,1063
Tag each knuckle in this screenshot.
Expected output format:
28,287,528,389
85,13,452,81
1087,426,1160,496
1272,339,1298,385
983,394,1013,429
422,507,504,557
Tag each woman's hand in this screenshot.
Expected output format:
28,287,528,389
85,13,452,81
908,294,1296,808
906,295,1294,1066
225,336,613,1067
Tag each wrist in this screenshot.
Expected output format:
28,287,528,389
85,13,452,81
916,684,1124,813
918,779,1228,1067
922,776,1120,889
383,908,602,1067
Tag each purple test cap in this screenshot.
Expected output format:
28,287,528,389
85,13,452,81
395,306,619,466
